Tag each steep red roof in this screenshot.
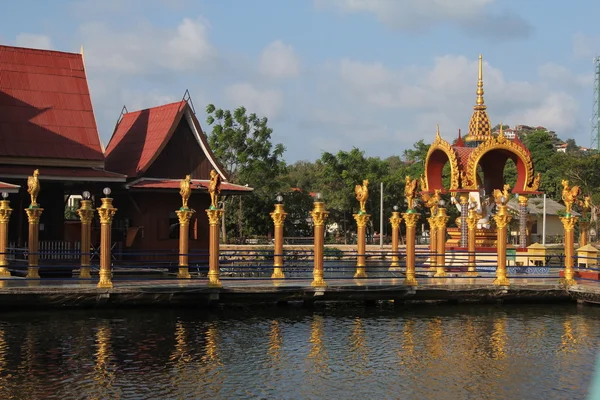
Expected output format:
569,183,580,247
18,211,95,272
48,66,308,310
105,100,228,180
104,101,187,177
125,178,253,194
0,45,103,164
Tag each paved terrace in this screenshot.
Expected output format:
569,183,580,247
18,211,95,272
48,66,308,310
0,272,598,310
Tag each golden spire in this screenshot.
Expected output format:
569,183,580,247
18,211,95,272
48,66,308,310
465,54,492,142
476,54,484,106
436,124,440,139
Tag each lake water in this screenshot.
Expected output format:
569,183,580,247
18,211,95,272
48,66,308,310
0,302,597,400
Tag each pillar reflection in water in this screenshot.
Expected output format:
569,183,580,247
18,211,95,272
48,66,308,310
307,315,330,375
426,318,444,360
92,323,118,400
560,317,577,354
348,317,370,375
199,322,223,392
267,320,283,366
490,316,507,360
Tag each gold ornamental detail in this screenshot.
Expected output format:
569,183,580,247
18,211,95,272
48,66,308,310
176,209,195,225
402,212,419,228
493,206,512,229
25,207,44,224
465,135,535,191
389,213,402,229
353,213,370,228
560,216,578,232
97,198,117,224
0,201,12,223
206,208,224,225
424,125,460,190
270,204,287,227
77,200,95,224
311,202,328,226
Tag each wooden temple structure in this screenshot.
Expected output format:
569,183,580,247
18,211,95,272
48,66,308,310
0,44,251,263
420,55,541,251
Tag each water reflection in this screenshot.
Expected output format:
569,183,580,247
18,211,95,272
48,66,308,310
0,305,594,399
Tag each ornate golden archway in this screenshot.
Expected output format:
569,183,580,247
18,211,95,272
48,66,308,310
422,127,460,192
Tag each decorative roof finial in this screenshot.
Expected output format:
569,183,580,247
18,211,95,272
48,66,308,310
476,54,484,106
436,124,441,139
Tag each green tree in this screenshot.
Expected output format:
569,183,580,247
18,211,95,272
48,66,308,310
205,104,286,241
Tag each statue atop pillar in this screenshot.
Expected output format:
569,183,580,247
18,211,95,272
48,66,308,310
209,169,222,210
404,176,418,210
354,179,369,214
561,180,581,215
27,169,40,208
179,175,192,210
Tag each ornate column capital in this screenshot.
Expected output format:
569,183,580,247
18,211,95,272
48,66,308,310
97,198,117,225
0,200,12,223
77,200,95,224
206,208,224,226
25,207,44,224
402,212,420,228
310,202,329,227
270,204,288,227
560,216,579,231
493,205,512,229
176,209,195,225
389,212,402,229
353,213,371,227
518,195,528,207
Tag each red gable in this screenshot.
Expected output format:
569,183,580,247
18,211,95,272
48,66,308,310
0,45,104,165
105,100,228,180
105,101,187,177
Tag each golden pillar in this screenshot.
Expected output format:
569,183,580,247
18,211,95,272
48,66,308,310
0,193,12,277
427,216,437,271
353,213,370,278
76,192,94,279
206,208,224,288
403,212,420,286
311,199,328,287
176,209,195,279
434,207,449,277
25,207,44,279
97,189,117,289
270,198,287,279
458,194,469,248
493,204,512,286
560,216,578,286
389,206,402,271
466,205,478,277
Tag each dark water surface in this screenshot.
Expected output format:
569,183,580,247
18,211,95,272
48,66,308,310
0,303,597,400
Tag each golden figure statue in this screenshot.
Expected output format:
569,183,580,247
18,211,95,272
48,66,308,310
580,194,592,211
179,175,192,210
404,175,418,210
531,172,541,191
422,189,441,216
209,169,222,209
27,169,40,208
419,174,427,192
354,179,369,214
561,179,581,215
493,183,511,205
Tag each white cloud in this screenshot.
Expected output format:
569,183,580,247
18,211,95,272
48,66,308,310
259,40,300,78
79,16,216,74
303,54,583,151
224,83,284,118
15,34,53,50
315,0,532,39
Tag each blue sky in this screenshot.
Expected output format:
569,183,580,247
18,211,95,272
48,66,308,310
2,0,600,162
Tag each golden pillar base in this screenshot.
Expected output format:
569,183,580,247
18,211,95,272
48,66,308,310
80,266,91,279
434,267,447,277
354,267,367,278
178,268,191,279
404,273,418,286
271,266,285,279
560,276,576,287
493,276,510,286
0,266,10,277
26,267,40,279
311,272,327,287
207,271,222,288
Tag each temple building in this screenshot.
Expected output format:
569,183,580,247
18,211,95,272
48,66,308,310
421,54,541,250
0,44,251,262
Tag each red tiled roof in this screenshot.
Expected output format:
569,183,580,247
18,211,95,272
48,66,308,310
0,181,20,193
454,146,474,171
0,45,104,163
125,178,253,194
104,101,187,177
0,165,126,181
